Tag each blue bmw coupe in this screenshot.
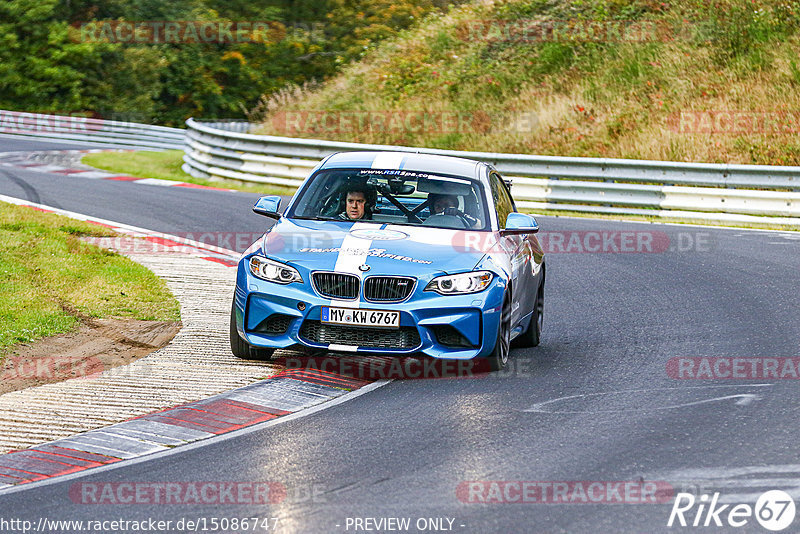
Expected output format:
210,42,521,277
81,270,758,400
231,151,545,371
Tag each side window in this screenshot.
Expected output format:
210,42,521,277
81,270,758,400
490,172,515,228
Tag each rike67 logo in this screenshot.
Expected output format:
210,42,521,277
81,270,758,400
668,490,796,531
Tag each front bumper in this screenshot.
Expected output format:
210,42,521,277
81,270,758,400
233,261,506,360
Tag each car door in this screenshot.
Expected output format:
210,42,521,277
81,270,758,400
489,170,532,327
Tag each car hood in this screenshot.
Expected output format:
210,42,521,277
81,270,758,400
259,218,493,276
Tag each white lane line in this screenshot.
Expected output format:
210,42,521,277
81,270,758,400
650,464,800,503
522,384,773,413
0,380,392,496
133,178,181,186
65,171,117,179
526,394,764,413
19,164,66,172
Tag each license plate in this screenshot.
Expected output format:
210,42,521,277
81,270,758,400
321,307,400,328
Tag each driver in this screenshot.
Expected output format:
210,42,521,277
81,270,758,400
338,183,376,221
428,193,479,227
430,193,459,215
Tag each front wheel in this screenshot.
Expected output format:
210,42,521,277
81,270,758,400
487,294,512,372
230,300,275,360
513,281,543,348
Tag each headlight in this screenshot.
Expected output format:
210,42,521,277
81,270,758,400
425,271,493,295
249,256,302,284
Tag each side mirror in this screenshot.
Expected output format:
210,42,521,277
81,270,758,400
501,212,539,236
253,196,282,220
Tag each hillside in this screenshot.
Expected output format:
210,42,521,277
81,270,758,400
252,0,800,165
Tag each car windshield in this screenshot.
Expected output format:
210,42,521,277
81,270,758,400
287,168,490,230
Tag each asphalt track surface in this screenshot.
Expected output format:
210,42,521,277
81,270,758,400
1,137,799,533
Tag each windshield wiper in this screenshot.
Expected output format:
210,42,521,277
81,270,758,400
293,216,343,222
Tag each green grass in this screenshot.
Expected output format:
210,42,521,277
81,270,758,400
0,202,180,356
81,150,299,196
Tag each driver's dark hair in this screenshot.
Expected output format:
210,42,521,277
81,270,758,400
429,193,458,210
340,181,377,216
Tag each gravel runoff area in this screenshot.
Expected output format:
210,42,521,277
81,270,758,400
0,238,281,454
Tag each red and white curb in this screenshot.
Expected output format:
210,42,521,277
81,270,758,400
0,369,377,491
0,195,389,491
0,149,233,192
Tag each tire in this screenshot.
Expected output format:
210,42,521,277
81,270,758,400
487,294,512,372
513,280,543,348
230,300,275,360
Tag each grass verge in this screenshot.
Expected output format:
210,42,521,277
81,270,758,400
0,202,181,357
81,150,299,196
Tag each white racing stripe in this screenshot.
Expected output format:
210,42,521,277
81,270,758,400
326,221,377,352
385,225,462,247
331,221,376,309
371,153,405,170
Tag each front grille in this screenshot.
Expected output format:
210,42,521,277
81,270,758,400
431,325,475,348
312,272,359,299
300,321,421,350
252,314,294,335
364,276,415,302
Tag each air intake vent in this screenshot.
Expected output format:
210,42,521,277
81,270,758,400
300,321,421,350
252,314,294,335
431,325,475,348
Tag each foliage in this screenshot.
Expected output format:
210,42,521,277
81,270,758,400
1,0,462,125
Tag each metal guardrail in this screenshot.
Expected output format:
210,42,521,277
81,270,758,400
183,119,800,227
0,110,184,150
1,110,796,226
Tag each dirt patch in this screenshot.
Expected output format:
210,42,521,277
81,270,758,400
0,319,181,395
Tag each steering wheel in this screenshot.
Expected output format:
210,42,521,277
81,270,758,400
440,207,475,228
422,212,471,229
318,193,342,217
